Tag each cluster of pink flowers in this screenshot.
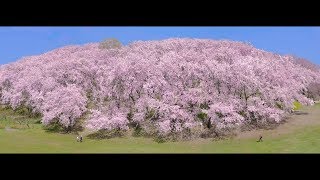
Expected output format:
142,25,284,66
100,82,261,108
41,84,87,127
0,38,319,137
86,109,129,131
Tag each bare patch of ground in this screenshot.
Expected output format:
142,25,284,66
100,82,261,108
5,126,18,131
235,103,320,140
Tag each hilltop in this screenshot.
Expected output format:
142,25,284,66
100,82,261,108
0,38,319,141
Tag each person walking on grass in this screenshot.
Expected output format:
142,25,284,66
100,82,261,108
76,134,83,142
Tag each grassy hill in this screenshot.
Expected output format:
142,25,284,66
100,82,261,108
0,103,319,153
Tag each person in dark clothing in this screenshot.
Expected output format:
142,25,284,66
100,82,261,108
257,135,263,142
79,135,83,142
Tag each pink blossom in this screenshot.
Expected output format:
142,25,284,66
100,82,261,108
0,38,319,136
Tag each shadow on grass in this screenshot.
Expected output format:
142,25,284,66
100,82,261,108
241,120,285,132
43,123,84,135
43,123,64,133
86,129,125,140
294,111,309,115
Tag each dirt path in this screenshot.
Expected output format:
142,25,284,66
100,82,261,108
5,126,17,131
235,103,320,140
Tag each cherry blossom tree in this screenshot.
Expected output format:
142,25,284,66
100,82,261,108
0,38,319,139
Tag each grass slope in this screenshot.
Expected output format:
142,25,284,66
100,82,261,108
0,103,319,153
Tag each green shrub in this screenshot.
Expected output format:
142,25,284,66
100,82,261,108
15,107,29,115
197,112,208,120
98,38,122,50
12,106,41,118
293,101,302,110
132,125,144,137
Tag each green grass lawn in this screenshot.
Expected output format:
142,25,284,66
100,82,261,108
0,103,319,153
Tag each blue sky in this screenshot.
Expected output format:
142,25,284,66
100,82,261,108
0,27,319,65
